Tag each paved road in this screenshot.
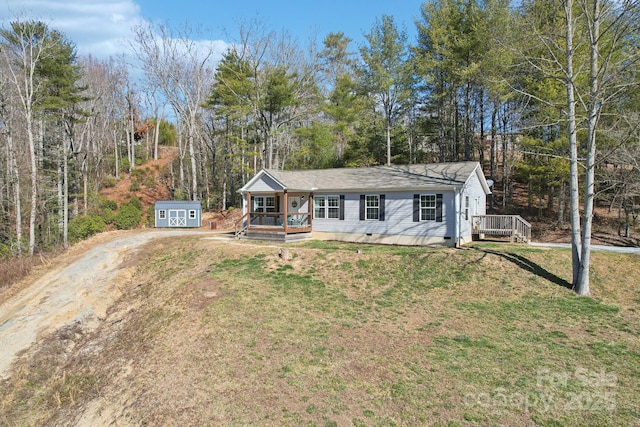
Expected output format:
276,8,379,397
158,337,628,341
530,241,640,254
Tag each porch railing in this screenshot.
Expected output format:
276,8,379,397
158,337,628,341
472,215,531,243
235,212,312,236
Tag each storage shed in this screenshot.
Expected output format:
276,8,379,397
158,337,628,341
154,200,202,228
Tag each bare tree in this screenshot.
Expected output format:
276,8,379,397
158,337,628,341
0,21,59,254
132,22,217,201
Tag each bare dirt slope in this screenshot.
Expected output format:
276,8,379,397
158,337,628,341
0,229,216,379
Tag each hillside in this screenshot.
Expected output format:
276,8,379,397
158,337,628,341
98,146,237,230
0,236,638,426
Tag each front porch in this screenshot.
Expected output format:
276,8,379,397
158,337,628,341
236,191,314,242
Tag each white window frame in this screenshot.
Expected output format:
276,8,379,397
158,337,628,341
465,195,469,221
365,195,379,220
189,210,197,219
314,196,326,219
314,195,340,219
327,196,339,219
420,194,436,221
158,209,166,220
254,196,276,213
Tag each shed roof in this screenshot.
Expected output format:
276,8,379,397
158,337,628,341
241,162,490,194
154,200,202,209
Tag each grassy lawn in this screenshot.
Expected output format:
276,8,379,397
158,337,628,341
1,238,639,426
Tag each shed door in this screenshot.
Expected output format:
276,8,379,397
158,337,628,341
168,210,186,226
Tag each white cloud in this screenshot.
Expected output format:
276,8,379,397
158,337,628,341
1,0,143,57
1,0,230,93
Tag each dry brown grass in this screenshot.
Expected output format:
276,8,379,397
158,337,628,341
1,237,638,426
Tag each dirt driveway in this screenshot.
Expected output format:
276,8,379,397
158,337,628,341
0,229,218,379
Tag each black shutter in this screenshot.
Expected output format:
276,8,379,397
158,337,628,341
339,195,345,220
379,194,385,221
436,194,443,222
413,194,420,222
359,195,365,220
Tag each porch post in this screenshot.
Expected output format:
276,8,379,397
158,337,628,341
283,191,288,233
246,191,251,228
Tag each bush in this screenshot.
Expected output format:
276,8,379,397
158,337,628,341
146,205,156,227
69,215,106,242
101,209,116,225
114,204,142,230
143,175,156,188
0,243,11,259
127,197,142,210
173,188,187,201
99,198,117,211
101,175,118,189
131,168,146,180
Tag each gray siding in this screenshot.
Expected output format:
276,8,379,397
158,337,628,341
155,201,201,228
312,191,456,239
459,171,487,238
247,174,284,193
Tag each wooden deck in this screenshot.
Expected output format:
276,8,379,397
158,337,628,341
235,212,312,241
472,215,531,243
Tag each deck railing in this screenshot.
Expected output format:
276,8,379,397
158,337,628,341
235,212,311,237
472,215,531,243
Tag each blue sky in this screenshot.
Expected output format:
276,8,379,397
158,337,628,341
2,0,422,59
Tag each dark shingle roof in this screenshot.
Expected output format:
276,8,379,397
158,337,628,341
262,162,481,192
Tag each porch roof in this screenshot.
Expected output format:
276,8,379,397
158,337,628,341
240,162,490,194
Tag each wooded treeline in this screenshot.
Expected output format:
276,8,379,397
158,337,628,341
1,0,639,266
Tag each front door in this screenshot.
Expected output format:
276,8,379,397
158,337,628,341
169,209,186,227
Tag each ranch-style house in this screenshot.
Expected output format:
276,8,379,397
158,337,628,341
237,162,531,246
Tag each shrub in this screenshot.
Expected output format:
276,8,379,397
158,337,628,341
129,180,140,192
127,197,142,210
69,215,106,242
114,204,142,230
143,175,156,188
119,158,131,174
131,169,146,180
101,209,116,225
146,205,156,227
173,188,187,201
101,175,118,189
99,198,117,211
0,243,11,259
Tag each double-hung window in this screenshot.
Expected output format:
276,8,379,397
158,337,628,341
314,195,340,219
158,209,166,219
314,197,326,218
420,195,436,221
414,193,442,222
327,196,340,219
189,210,197,219
365,195,379,220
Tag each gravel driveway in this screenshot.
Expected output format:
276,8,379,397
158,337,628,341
0,230,215,379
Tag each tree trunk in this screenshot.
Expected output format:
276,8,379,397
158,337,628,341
188,119,198,200
576,0,602,296
27,115,37,255
9,132,22,254
386,112,392,166
564,0,583,290
63,136,69,249
154,117,161,161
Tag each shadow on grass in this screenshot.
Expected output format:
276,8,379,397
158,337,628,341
474,248,573,290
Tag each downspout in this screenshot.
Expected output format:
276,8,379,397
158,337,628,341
454,187,461,248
